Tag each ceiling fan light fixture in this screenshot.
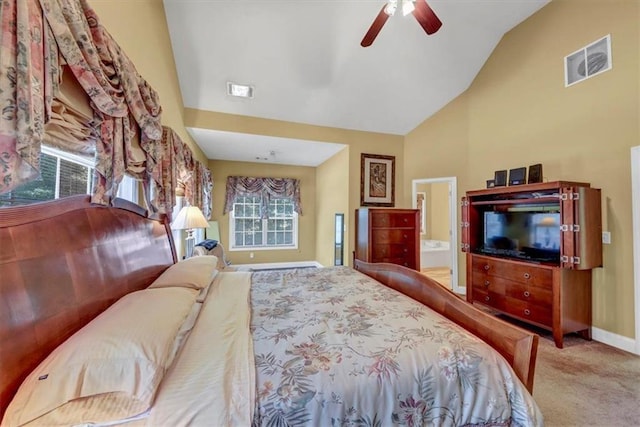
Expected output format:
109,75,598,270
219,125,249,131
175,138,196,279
227,82,254,98
384,0,397,16
402,0,415,16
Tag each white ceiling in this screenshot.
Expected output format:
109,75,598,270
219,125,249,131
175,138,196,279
164,0,550,165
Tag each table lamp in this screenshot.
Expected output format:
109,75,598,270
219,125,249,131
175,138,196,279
171,205,209,258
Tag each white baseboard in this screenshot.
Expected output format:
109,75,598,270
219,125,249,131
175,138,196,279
592,327,639,355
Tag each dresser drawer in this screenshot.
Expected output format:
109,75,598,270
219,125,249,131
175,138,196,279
371,212,416,228
372,255,415,268
505,282,553,306
371,244,413,259
504,297,552,327
472,256,552,287
473,288,506,311
472,272,506,295
371,229,415,244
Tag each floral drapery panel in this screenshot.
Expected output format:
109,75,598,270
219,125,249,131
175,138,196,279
154,127,212,219
0,0,162,202
223,176,302,219
0,0,212,218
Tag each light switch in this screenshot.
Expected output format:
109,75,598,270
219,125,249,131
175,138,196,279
602,231,611,244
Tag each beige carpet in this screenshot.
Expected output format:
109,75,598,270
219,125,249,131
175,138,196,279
529,331,640,426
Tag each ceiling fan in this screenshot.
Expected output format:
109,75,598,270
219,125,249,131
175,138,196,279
361,0,442,47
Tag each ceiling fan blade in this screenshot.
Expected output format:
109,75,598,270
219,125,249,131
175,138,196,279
413,0,442,35
361,5,391,47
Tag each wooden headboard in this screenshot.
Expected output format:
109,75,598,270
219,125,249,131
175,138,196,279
0,196,177,419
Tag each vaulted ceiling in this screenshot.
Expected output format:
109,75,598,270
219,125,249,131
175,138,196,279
163,0,550,165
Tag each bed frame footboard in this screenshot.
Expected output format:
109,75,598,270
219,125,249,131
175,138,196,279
354,259,538,392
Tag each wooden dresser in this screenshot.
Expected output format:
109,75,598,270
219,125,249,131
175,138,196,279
462,181,602,348
355,208,420,270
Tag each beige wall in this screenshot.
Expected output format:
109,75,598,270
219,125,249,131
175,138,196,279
185,109,405,266
316,147,350,266
415,182,450,241
90,0,207,164
428,182,450,242
404,0,639,338
208,160,316,265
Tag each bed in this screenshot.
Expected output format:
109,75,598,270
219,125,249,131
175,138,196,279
0,196,542,426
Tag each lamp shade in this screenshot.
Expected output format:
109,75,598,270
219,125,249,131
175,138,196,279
171,206,209,230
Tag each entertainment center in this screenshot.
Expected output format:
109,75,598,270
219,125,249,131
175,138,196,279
462,181,603,348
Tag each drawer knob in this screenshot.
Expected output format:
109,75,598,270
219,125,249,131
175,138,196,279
484,280,490,287
403,218,408,223
484,265,490,271
485,296,490,302
524,309,531,316
524,291,531,298
523,273,531,279
404,248,408,253
403,234,408,239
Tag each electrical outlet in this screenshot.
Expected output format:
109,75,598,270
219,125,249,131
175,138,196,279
249,252,255,259
602,231,611,244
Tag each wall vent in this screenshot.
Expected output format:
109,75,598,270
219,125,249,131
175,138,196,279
564,35,612,87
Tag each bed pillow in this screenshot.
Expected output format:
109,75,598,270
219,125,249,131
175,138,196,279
148,256,219,301
3,287,199,427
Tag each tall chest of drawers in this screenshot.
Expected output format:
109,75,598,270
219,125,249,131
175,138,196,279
355,208,420,270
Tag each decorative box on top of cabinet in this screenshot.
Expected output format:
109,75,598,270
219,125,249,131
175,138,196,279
462,181,602,348
355,208,420,270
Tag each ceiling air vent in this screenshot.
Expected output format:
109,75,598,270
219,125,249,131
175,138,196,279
227,82,254,98
564,35,612,87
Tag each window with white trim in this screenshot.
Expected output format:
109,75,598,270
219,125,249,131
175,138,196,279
0,146,138,207
229,195,298,250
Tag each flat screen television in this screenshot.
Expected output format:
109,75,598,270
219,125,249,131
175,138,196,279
478,210,561,264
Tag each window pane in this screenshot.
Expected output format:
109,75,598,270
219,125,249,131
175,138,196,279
244,233,254,246
0,153,57,207
59,159,89,198
231,195,296,249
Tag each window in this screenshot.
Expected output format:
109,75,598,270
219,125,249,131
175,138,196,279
229,195,298,250
0,146,138,207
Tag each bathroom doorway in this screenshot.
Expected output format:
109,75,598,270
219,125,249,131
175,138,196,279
412,177,462,294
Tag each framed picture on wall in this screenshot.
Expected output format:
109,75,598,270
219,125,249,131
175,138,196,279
361,153,395,207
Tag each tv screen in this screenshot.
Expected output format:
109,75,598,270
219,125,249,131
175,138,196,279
481,210,561,263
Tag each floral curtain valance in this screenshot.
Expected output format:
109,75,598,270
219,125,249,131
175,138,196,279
224,176,302,219
0,0,213,220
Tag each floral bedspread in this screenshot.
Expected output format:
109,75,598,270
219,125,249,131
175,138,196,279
250,267,543,427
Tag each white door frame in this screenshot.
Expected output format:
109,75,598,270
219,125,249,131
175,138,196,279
631,146,640,354
412,177,463,294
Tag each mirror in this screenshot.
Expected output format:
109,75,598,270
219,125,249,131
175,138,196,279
334,213,344,266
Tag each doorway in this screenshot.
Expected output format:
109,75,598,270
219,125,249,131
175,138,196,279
412,177,462,294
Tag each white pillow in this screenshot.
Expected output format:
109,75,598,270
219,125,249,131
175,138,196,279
148,256,219,302
3,287,198,427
